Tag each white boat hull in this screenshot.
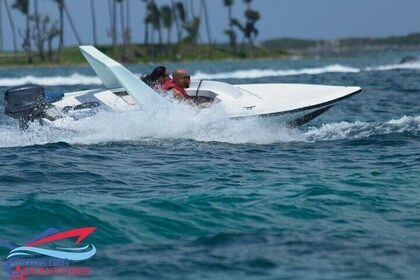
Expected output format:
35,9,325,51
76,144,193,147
47,83,360,127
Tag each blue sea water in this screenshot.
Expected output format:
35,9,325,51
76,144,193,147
0,50,419,279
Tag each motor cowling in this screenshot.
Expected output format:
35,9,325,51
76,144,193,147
4,84,47,120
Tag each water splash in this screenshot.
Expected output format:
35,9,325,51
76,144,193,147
1,101,418,148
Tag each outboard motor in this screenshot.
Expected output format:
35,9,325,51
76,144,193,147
4,84,48,129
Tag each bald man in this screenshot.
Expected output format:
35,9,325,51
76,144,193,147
162,68,191,100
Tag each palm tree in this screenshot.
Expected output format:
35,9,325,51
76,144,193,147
46,20,59,61
231,6,260,50
52,0,82,60
12,0,32,63
107,0,127,53
112,0,116,50
90,0,97,45
183,17,200,44
143,0,150,45
174,1,185,43
107,0,115,47
31,14,57,61
243,0,259,47
147,1,162,48
53,0,64,53
124,0,131,58
224,30,236,52
244,8,260,47
200,0,212,45
3,0,18,61
34,0,45,60
224,0,234,34
119,0,125,43
61,0,82,44
174,0,200,44
230,18,244,48
223,0,236,52
160,5,173,46
170,0,181,44
0,0,3,52
117,0,130,60
118,0,124,45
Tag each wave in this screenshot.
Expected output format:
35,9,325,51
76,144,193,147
192,64,360,80
303,115,420,142
1,61,420,87
193,62,420,80
0,73,102,87
366,61,420,71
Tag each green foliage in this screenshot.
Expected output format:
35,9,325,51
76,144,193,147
12,0,29,14
182,17,201,44
245,9,260,21
223,0,234,7
231,19,244,33
147,1,161,30
160,5,173,29
175,2,186,23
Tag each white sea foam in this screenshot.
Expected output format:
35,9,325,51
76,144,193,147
193,62,420,80
366,61,420,71
1,62,420,88
0,73,102,87
192,64,360,80
303,116,420,142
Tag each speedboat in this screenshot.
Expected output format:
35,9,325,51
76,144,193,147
4,46,361,129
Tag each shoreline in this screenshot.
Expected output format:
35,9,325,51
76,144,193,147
0,43,292,68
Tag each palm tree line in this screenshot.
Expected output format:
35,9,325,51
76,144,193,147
0,0,260,63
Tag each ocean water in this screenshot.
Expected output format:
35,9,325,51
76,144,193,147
0,50,419,280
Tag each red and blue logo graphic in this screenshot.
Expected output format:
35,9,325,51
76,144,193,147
3,227,96,279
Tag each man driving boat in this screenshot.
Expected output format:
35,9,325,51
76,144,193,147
163,68,191,101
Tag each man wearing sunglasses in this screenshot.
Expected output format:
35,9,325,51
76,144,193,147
163,68,191,101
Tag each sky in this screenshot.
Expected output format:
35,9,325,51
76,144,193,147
1,0,420,51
